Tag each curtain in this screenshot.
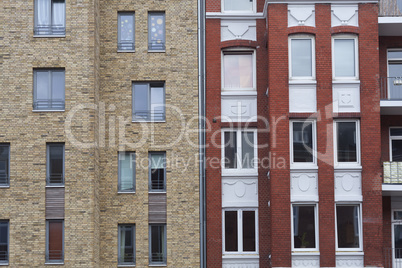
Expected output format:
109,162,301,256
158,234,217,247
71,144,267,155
52,0,65,28
37,0,50,26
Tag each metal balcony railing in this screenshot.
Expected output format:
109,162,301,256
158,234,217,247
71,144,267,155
33,99,65,111
0,173,8,186
384,248,402,268
118,41,135,51
148,41,166,51
150,253,166,264
46,250,63,262
118,252,135,264
46,174,64,185
381,77,402,100
132,110,165,121
380,0,402,16
34,25,66,36
0,250,7,262
384,162,402,183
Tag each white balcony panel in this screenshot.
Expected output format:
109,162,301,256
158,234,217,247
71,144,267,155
222,178,258,207
291,171,318,202
221,95,257,122
332,83,360,113
334,170,362,202
289,84,317,113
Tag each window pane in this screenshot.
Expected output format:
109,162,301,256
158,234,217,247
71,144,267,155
224,0,253,11
291,39,312,77
388,63,402,99
118,13,135,50
150,86,164,121
36,71,50,100
224,54,253,89
0,145,9,185
0,222,8,262
334,39,355,77
391,128,402,136
241,132,254,168
47,221,63,261
51,71,65,109
48,144,64,184
148,13,165,50
336,206,359,248
52,0,65,28
150,154,165,191
224,132,237,169
36,0,51,26
119,153,135,191
242,211,255,251
225,211,238,252
388,51,402,59
119,225,135,264
150,225,166,263
394,211,402,220
337,122,357,162
293,206,316,248
134,84,149,119
392,140,402,162
293,122,313,162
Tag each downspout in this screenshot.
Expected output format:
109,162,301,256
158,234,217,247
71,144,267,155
198,0,206,265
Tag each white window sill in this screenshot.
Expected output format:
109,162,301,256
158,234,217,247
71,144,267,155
118,50,135,53
148,50,166,53
148,264,166,267
118,191,136,194
292,251,320,256
290,164,318,170
34,35,66,38
221,90,257,96
33,110,65,112
289,80,317,85
0,186,10,188
222,254,259,258
0,263,9,266
118,265,136,267
206,12,264,19
45,262,64,265
149,191,167,194
334,165,362,170
336,251,364,255
46,185,65,188
222,169,258,177
131,120,166,123
332,80,360,84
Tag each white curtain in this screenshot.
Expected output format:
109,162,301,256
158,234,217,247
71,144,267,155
52,1,65,27
37,0,50,26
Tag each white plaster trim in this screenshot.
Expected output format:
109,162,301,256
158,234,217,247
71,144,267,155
289,80,317,85
379,17,402,24
206,12,264,19
221,91,257,96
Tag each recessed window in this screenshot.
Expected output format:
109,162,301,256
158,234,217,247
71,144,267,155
292,205,317,250
334,120,360,166
291,121,316,166
0,144,10,187
222,0,254,12
222,51,255,90
33,69,65,111
47,143,64,186
46,220,64,263
386,50,402,100
289,36,315,79
118,12,135,51
0,221,8,264
149,224,166,265
118,224,135,265
34,0,65,36
118,152,135,192
223,209,257,253
148,12,165,51
149,152,166,192
336,205,361,250
332,35,358,79
390,128,402,162
132,82,165,122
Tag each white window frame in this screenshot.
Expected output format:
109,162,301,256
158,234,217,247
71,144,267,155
221,49,256,92
386,49,402,100
333,119,361,168
332,34,359,80
335,203,363,252
389,127,402,162
222,208,259,255
290,120,317,169
221,0,256,13
289,35,316,81
221,129,258,176
291,203,319,252
118,152,136,193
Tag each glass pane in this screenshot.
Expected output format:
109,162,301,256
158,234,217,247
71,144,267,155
337,122,357,162
224,132,237,169
241,132,254,168
291,39,312,77
48,221,63,261
336,206,359,248
394,211,402,220
242,211,255,251
224,0,253,11
293,206,316,248
134,84,149,119
149,13,165,50
388,63,402,99
36,0,51,26
52,0,65,27
388,51,402,59
334,39,355,77
48,145,63,184
150,225,165,263
150,154,165,190
392,140,402,162
225,211,238,251
150,86,164,121
119,14,134,42
395,225,402,258
119,153,134,191
119,225,134,264
36,71,50,100
0,222,7,261
293,122,313,162
391,129,402,136
51,71,65,107
0,146,9,183
224,54,253,89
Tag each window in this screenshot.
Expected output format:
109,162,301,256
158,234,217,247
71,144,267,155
34,0,65,36
0,221,8,264
222,129,257,175
222,51,255,91
33,69,65,111
222,0,254,12
118,12,135,51
46,220,64,263
292,205,318,250
334,120,360,166
290,121,316,167
387,50,402,100
149,152,166,192
289,36,315,79
0,144,9,187
148,12,165,51
132,82,165,122
118,225,135,265
149,224,166,265
332,35,358,79
336,205,361,250
47,144,64,186
118,152,135,192
390,128,402,162
223,209,257,254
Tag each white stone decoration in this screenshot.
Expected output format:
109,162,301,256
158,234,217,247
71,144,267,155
292,254,320,268
221,20,256,41
222,178,258,207
334,170,362,202
221,95,257,122
290,171,318,202
332,83,360,113
222,257,259,268
331,5,359,27
336,254,364,267
288,5,315,27
289,84,317,113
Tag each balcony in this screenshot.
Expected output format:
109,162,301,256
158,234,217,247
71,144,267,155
380,77,402,115
379,0,402,36
383,162,402,194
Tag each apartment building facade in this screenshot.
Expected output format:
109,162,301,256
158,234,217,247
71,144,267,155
0,0,200,266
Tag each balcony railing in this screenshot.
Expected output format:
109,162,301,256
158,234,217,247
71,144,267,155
384,162,402,183
148,41,166,51
384,248,402,268
46,174,64,185
46,250,64,263
379,0,402,16
381,77,402,100
33,99,65,111
34,25,66,36
118,41,135,51
0,173,8,186
132,110,165,121
0,250,7,262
